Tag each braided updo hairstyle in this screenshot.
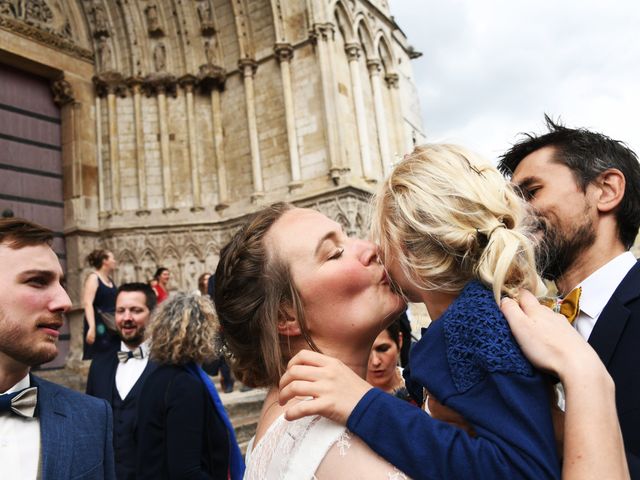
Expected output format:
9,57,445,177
213,202,315,388
372,144,545,303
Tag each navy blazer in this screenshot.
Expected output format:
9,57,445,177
588,260,640,478
32,375,115,479
85,345,157,402
86,346,157,480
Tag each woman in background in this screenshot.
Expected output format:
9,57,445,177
136,293,244,479
366,320,413,403
82,249,119,359
151,267,170,304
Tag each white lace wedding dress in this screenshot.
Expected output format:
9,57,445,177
244,413,410,480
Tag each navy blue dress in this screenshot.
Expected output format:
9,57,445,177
83,274,119,360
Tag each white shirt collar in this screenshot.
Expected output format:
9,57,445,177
119,340,150,356
1,375,30,395
575,251,637,320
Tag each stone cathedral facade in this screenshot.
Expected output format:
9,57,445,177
0,0,424,365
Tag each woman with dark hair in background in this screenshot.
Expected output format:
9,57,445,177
136,293,244,479
82,248,119,359
151,267,170,304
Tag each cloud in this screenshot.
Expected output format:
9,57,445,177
391,0,640,160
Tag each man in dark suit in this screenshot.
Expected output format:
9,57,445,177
0,218,115,478
499,116,640,477
87,282,157,480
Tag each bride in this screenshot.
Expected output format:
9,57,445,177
213,202,410,479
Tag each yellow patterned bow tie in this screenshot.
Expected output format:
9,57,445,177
540,287,582,324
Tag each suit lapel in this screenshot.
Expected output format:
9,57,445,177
588,261,640,366
32,376,72,480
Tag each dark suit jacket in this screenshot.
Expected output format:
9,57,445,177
136,364,230,479
32,375,115,479
86,346,157,480
588,260,640,478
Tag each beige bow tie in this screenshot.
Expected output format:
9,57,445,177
0,386,38,418
117,347,144,363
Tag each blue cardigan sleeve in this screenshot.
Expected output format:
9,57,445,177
348,383,559,480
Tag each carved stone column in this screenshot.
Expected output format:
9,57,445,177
127,77,149,214
94,95,105,213
93,73,127,214
239,58,264,201
274,43,302,190
107,88,121,212
143,74,178,213
367,59,391,176
179,75,203,211
385,73,407,156
345,43,374,181
311,23,345,183
199,65,228,210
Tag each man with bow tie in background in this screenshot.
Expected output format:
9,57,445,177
499,116,640,478
86,282,157,480
0,218,115,478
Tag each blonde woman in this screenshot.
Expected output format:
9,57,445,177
135,293,244,479
280,144,561,478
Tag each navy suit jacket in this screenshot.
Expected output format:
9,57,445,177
86,346,157,480
588,260,640,478
32,375,115,479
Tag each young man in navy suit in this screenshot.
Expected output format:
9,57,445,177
0,218,115,479
499,116,640,478
86,282,157,480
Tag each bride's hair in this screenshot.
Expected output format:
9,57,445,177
213,202,318,387
371,143,545,303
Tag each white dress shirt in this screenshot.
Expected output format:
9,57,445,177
0,374,40,478
115,341,150,400
573,251,637,340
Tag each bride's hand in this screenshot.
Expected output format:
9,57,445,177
278,350,373,425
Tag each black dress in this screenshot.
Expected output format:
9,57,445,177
83,274,119,359
136,364,230,479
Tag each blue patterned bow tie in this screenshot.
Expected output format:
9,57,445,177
117,347,144,363
0,386,38,418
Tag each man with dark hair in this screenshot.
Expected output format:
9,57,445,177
86,282,158,480
499,116,640,477
0,218,115,478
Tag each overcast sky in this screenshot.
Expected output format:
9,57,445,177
390,0,640,163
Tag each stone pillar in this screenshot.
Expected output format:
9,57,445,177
367,59,391,176
239,58,264,201
179,75,203,211
95,95,105,213
156,86,175,212
128,78,149,213
345,43,374,181
274,43,302,190
311,23,344,183
106,88,121,212
199,65,228,210
210,87,228,209
385,73,407,156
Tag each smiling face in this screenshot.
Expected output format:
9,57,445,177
367,328,401,392
512,146,598,280
115,290,150,348
159,270,170,286
0,243,71,371
265,208,404,351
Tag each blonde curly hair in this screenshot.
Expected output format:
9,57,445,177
148,293,219,365
372,143,545,303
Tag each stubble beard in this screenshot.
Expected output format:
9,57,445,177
0,310,60,367
535,214,597,282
